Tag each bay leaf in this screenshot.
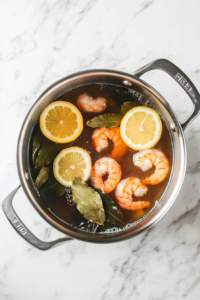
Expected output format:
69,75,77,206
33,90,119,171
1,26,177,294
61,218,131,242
39,172,65,205
120,101,136,116
93,187,124,226
32,130,42,164
86,114,122,128
103,86,136,107
35,138,73,170
72,178,106,225
35,167,50,189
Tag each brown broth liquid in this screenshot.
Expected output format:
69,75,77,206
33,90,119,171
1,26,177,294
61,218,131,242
36,84,173,232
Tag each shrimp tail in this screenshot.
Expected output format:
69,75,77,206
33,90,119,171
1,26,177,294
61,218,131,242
131,201,151,210
111,145,128,160
142,175,160,185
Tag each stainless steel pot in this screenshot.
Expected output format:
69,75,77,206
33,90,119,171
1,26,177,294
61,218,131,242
2,59,200,250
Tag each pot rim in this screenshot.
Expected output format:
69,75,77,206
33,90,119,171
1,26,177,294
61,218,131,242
16,69,187,243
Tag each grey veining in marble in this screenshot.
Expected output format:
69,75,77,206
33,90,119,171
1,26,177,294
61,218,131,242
0,0,200,299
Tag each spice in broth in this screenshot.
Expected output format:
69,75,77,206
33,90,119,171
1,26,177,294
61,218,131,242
30,84,172,233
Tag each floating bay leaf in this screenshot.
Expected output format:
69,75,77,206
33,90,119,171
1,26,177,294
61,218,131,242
93,187,124,226
103,86,136,107
86,114,122,128
35,138,73,170
120,101,136,116
35,167,50,189
39,172,65,205
72,178,106,225
32,130,42,164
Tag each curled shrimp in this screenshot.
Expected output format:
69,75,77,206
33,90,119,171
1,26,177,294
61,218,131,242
115,178,151,211
77,93,106,112
92,127,128,160
133,149,169,185
91,157,121,194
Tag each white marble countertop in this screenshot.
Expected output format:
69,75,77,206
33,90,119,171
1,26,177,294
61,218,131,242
1,0,200,299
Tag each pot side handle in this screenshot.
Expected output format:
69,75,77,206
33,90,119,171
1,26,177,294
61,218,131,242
2,182,73,251
133,59,200,130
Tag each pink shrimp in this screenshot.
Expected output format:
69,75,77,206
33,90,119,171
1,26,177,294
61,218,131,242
91,157,121,194
115,178,151,211
92,127,128,160
77,93,106,112
133,149,169,185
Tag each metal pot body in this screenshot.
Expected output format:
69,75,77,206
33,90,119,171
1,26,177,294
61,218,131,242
2,59,200,250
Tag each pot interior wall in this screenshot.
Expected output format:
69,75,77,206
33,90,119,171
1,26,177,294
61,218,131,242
17,70,186,243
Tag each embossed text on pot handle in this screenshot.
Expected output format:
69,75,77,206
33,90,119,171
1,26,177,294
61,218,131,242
133,59,200,130
2,182,73,250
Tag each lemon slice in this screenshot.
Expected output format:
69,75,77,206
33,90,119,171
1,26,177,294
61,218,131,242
120,106,162,150
40,101,83,143
53,147,92,186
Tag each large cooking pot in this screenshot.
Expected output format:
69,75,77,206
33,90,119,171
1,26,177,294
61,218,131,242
2,59,200,250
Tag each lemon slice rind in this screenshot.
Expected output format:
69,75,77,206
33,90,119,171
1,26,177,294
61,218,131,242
53,147,92,186
40,101,83,143
120,106,162,150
